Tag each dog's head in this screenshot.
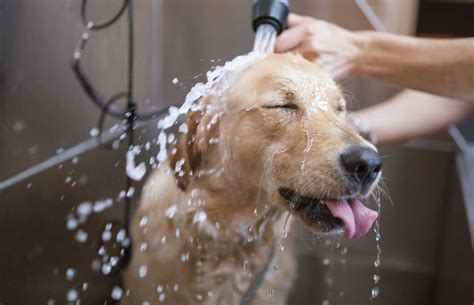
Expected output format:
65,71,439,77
169,53,381,239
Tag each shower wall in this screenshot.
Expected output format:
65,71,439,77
0,0,472,304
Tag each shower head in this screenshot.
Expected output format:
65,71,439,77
252,0,290,35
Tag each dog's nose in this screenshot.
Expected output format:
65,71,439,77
340,145,382,186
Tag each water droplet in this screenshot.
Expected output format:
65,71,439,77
101,263,112,275
116,229,127,243
126,186,135,198
139,216,148,227
82,282,88,291
126,145,147,181
73,50,82,60
156,285,164,293
139,265,148,278
118,190,126,200
112,140,120,150
164,204,178,219
371,286,379,299
267,288,274,298
173,283,179,292
66,268,76,280
193,210,207,224
66,289,78,302
110,257,119,266
172,77,178,84
178,123,189,134
323,258,330,266
322,300,329,305
89,128,99,137
111,286,123,300
159,293,166,302
93,198,113,213
373,274,380,284
26,182,32,189
181,252,190,262
75,230,88,243
77,202,92,219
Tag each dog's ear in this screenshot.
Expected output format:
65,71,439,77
168,104,219,191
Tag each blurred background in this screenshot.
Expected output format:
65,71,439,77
0,0,473,304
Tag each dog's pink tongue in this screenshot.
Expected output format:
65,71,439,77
325,199,378,239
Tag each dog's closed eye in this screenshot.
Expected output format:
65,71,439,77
335,104,346,113
263,103,299,112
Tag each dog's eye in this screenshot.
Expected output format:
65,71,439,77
263,103,299,112
336,104,346,113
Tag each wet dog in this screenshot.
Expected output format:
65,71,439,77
122,53,382,305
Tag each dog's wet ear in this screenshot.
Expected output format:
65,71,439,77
168,102,219,191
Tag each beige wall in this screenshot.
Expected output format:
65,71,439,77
367,0,419,34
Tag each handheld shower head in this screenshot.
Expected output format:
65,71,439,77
252,0,290,34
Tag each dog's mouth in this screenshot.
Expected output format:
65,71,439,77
279,187,378,239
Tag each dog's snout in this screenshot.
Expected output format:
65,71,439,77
340,145,382,186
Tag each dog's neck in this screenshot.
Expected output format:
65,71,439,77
171,162,289,248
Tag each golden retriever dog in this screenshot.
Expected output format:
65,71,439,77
122,53,382,305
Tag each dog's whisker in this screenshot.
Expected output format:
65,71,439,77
377,178,393,206
380,154,398,159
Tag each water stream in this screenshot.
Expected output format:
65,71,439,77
370,191,382,300
253,24,277,53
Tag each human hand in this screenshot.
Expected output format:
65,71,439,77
275,13,362,80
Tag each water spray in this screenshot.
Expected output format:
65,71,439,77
252,0,290,53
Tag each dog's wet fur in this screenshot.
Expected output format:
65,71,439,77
122,53,381,305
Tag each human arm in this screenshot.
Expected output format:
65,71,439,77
275,13,474,101
352,90,474,144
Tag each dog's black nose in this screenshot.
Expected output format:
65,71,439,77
340,145,382,186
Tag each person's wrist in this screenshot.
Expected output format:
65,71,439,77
350,31,373,76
